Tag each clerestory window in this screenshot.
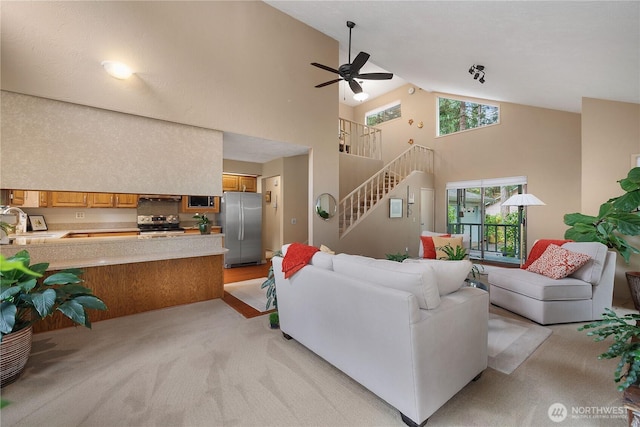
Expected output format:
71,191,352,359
365,101,401,126
437,96,499,136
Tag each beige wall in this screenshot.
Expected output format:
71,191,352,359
339,154,384,199
0,1,338,245
582,98,640,300
350,85,582,256
338,171,434,258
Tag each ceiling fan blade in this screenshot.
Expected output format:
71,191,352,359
315,78,342,88
355,72,394,80
350,52,370,73
311,62,340,74
349,79,363,94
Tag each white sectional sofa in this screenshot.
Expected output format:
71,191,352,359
272,247,488,427
489,242,616,325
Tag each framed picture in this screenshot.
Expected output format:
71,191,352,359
389,198,403,218
265,191,271,203
29,215,48,231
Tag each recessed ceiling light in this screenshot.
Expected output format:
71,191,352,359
101,61,133,79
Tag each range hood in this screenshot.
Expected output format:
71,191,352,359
138,195,182,201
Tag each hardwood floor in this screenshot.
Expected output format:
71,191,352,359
222,261,274,319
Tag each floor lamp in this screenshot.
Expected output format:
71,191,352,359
501,193,546,266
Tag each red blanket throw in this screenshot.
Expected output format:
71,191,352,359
522,239,573,269
282,243,319,278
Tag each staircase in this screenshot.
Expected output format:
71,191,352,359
339,144,434,237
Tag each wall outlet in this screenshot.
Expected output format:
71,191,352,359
75,212,85,219
291,218,297,225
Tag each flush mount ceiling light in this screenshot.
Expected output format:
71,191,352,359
353,91,369,101
101,61,133,79
468,64,485,84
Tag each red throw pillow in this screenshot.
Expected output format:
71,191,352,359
522,239,573,269
420,234,451,259
526,244,591,279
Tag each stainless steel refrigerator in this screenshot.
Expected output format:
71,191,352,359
220,192,262,268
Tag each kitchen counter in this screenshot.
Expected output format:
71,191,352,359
1,232,226,270
1,232,228,333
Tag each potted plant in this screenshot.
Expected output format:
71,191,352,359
437,243,468,261
564,166,640,309
260,250,282,329
580,309,640,395
0,250,107,386
193,213,211,234
385,252,410,262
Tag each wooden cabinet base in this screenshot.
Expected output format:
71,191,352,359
33,255,223,333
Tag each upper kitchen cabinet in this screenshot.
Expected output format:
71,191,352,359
7,190,48,207
9,190,25,205
51,191,89,207
222,174,257,193
88,193,114,208
114,193,138,208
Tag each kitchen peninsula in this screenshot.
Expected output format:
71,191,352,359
1,233,226,333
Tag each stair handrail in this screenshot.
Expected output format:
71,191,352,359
339,144,434,237
339,118,382,160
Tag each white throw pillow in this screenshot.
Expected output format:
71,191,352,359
404,259,472,296
310,251,334,270
333,254,441,309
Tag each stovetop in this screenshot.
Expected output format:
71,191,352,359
137,215,184,233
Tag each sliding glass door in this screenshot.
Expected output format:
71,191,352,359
446,177,526,265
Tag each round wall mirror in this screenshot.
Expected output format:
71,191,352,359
315,193,337,220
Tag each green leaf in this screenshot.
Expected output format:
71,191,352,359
0,301,17,334
564,226,598,242
43,272,82,286
57,300,87,327
612,192,640,212
58,284,93,295
30,288,56,318
73,295,107,311
0,286,22,301
564,212,597,226
612,213,640,235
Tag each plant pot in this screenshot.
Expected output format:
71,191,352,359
626,272,640,311
269,312,279,329
198,223,211,235
0,326,33,387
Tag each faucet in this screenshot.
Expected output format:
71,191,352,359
1,206,28,234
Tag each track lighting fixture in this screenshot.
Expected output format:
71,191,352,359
468,64,485,84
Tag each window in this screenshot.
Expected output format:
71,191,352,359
365,101,401,126
437,96,499,136
446,176,526,265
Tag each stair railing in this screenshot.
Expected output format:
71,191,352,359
339,118,382,160
339,144,434,237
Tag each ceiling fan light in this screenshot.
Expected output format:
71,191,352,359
101,60,133,79
353,92,369,101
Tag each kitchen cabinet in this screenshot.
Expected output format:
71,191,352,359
39,192,49,207
222,174,257,192
88,193,114,208
114,193,138,208
10,190,25,206
50,191,88,207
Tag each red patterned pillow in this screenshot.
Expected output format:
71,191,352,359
526,244,591,279
420,234,450,259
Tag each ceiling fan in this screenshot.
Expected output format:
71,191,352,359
311,21,393,94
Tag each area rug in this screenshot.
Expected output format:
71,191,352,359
487,312,552,374
224,278,268,312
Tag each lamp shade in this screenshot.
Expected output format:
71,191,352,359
502,193,546,207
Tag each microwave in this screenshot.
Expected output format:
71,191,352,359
187,195,216,209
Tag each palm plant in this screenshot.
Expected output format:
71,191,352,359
437,244,468,260
261,250,282,327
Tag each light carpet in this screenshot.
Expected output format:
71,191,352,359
487,311,553,374
224,277,268,312
0,300,626,427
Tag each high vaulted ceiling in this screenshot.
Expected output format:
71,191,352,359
2,1,638,164
267,0,640,113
